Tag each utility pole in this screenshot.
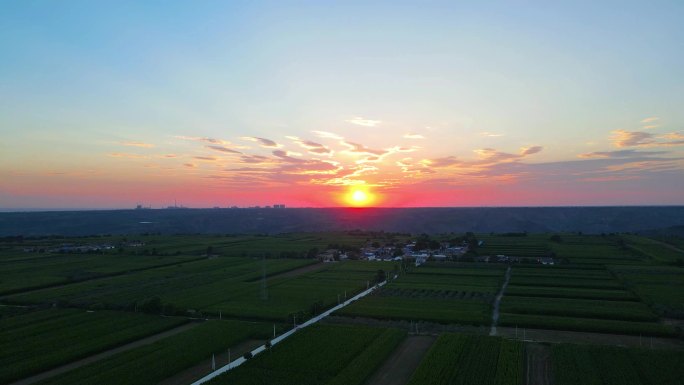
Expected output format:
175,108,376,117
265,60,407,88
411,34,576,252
273,324,276,338
212,354,216,371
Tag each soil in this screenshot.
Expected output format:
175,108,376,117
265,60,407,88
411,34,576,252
526,343,552,385
366,335,436,385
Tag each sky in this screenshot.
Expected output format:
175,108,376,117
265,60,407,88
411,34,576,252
1,0,683,209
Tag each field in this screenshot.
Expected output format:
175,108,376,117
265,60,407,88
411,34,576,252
551,343,684,385
1,232,682,385
492,263,679,336
407,333,524,385
36,320,281,385
336,265,504,326
205,324,406,385
0,308,186,384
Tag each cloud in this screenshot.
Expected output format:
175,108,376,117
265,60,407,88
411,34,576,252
194,156,217,161
164,154,178,158
346,117,381,127
578,149,669,159
120,141,155,148
108,153,148,159
312,130,344,140
286,136,333,155
641,117,659,123
612,130,655,147
521,146,543,156
239,155,271,164
403,133,425,139
184,163,196,168
661,132,684,140
480,132,504,137
206,145,242,154
341,141,387,156
612,130,684,147
241,136,282,148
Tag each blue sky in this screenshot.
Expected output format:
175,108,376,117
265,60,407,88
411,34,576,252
1,1,683,208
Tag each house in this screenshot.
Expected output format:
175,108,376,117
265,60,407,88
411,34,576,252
432,254,448,262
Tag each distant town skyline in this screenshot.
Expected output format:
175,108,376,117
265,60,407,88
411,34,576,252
1,1,684,209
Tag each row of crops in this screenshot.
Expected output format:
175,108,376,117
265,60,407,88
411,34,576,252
499,266,676,336
0,308,187,384
551,343,684,385
407,334,524,385
336,265,506,326
36,319,281,385
206,324,406,385
4,259,386,323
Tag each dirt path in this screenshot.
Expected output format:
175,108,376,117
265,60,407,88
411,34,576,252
158,339,264,385
497,326,684,350
526,343,552,385
490,266,511,336
366,336,436,385
9,322,200,385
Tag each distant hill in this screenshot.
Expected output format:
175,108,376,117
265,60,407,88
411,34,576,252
1,206,683,236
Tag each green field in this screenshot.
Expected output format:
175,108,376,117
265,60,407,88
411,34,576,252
551,343,684,385
206,324,406,385
36,320,281,385
0,308,187,384
408,333,523,385
335,264,503,325
611,266,684,318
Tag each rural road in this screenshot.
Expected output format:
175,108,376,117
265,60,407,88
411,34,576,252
490,266,512,336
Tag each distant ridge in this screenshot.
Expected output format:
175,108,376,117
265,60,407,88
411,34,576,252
1,207,683,236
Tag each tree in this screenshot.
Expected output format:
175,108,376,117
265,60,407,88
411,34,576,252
375,269,386,283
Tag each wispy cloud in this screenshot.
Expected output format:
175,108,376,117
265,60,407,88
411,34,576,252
120,141,155,148
312,130,344,140
241,136,282,148
480,132,504,137
206,145,242,154
286,136,333,156
403,133,425,139
641,117,659,123
578,149,668,159
346,117,381,127
108,152,148,159
612,130,684,148
194,156,217,161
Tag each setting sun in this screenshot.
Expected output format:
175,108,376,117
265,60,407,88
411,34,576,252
346,188,374,206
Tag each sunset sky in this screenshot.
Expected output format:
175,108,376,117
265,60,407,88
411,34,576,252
1,1,684,209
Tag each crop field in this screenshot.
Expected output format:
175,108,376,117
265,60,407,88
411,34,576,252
206,324,406,385
0,253,202,295
611,266,684,318
622,235,684,264
336,265,504,325
497,265,678,335
1,233,682,385
551,343,684,385
0,308,186,384
4,258,386,322
407,333,523,385
36,319,282,385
